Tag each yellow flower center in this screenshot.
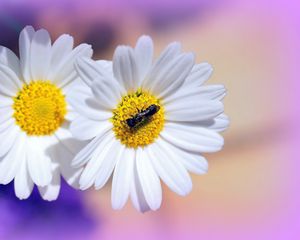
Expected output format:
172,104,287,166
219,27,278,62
13,81,67,136
111,89,164,148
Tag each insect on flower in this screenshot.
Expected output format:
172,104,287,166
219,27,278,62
70,35,228,212
126,104,160,128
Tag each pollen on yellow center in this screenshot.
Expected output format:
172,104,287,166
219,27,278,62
13,81,67,136
111,89,165,148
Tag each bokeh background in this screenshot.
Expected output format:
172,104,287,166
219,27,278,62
0,0,299,239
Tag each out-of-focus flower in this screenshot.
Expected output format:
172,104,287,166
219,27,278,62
70,35,229,212
0,26,92,200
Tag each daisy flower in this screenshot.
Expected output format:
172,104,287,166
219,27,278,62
70,36,229,212
0,26,92,200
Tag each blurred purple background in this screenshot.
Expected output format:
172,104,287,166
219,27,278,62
0,0,299,239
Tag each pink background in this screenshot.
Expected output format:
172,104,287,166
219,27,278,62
0,0,299,239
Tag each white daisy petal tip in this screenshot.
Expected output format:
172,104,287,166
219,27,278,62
71,159,80,168
135,35,154,52
136,34,152,42
196,61,213,73
19,25,35,39
221,114,230,127
74,59,92,86
183,62,214,87
30,29,52,80
134,35,154,82
176,177,193,197
111,202,123,210
23,25,35,31
168,41,182,52
75,55,93,66
113,45,138,91
111,148,135,210
39,192,59,201
14,162,34,200
182,184,193,196
75,56,111,87
38,172,61,201
205,65,214,78
202,62,213,70
80,43,93,55
183,52,196,66
79,181,91,191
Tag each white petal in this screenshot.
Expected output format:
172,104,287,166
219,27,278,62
53,140,82,189
130,161,151,213
66,83,112,120
210,114,229,132
165,100,224,122
70,115,112,140
0,133,25,184
72,132,107,167
142,41,181,90
0,94,13,107
38,162,61,201
160,139,208,174
51,44,93,88
75,57,101,87
61,79,81,94
75,58,115,88
65,107,78,122
0,106,13,125
0,63,20,96
134,35,153,84
136,147,162,210
111,147,135,210
0,118,14,132
216,92,226,101
148,140,192,196
30,29,51,80
160,122,224,153
79,132,115,190
63,81,102,116
113,46,139,92
19,25,35,83
96,60,113,74
154,53,194,99
94,140,124,189
49,34,74,75
0,62,23,89
27,136,52,186
0,125,19,158
46,131,83,189
86,98,114,119
143,51,194,98
196,85,226,100
188,113,230,132
0,46,22,80
184,63,213,87
53,123,86,186
163,84,226,105
14,153,34,200
91,77,122,109
76,59,125,103
54,122,85,154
